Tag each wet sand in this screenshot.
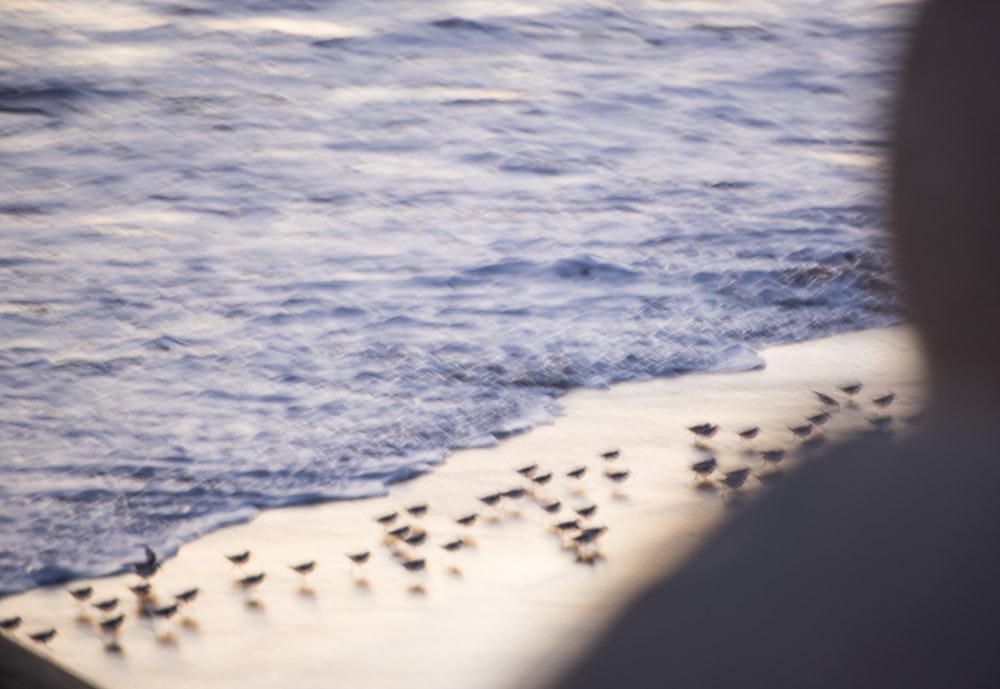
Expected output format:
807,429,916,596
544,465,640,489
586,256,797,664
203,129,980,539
0,325,927,689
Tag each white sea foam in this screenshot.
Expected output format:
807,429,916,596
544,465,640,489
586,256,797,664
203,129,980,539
0,0,914,593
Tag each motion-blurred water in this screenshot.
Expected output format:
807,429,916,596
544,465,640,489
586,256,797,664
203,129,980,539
0,0,913,594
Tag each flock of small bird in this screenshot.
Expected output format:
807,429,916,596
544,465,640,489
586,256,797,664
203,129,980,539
0,380,918,657
684,383,914,497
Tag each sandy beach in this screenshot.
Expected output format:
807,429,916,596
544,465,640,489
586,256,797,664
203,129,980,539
0,325,927,689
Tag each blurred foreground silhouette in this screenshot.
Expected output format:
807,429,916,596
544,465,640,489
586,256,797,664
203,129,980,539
549,1,1000,687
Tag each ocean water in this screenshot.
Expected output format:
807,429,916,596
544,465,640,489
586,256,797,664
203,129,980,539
0,0,913,594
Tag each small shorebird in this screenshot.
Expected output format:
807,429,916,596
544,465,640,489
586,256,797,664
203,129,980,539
151,603,178,620
868,415,893,430
720,468,751,492
788,423,813,441
388,524,411,538
840,382,862,396
99,613,126,634
403,530,428,546
516,463,538,477
813,391,841,408
574,504,598,519
604,468,630,483
690,457,718,480
479,493,503,507
441,539,464,553
129,582,152,598
542,500,563,514
531,472,553,486
0,615,22,631
92,597,119,613
225,550,251,567
737,426,760,441
401,558,426,572
501,487,527,499
600,449,620,461
873,392,896,409
574,526,608,545
555,519,580,532
375,512,399,526
806,411,831,426
566,466,587,479
175,587,199,604
347,551,371,566
238,573,266,589
759,449,786,467
405,504,429,518
687,423,719,443
132,546,160,579
289,562,316,580
28,628,57,645
69,585,93,602
455,513,478,527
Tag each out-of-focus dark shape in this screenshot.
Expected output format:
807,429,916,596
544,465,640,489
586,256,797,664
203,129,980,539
547,1,1000,687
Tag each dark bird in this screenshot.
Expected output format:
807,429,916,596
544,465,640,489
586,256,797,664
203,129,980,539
806,412,831,426
600,449,621,461
388,524,411,538
375,511,399,526
555,519,580,532
403,530,427,546
574,526,608,544
868,415,893,430
455,513,478,527
605,469,630,483
28,628,57,645
129,582,152,597
68,585,93,602
401,558,426,572
405,504,428,518
0,616,22,631
873,392,896,409
516,463,538,477
347,551,371,565
132,546,160,579
225,550,251,566
441,539,464,552
175,587,199,604
813,391,841,408
840,382,863,396
479,493,503,507
759,449,786,466
152,603,178,620
238,573,266,589
289,561,317,576
531,472,553,485
99,614,126,633
501,487,527,499
542,500,563,514
687,423,719,440
566,466,587,479
788,423,813,440
720,468,751,491
737,426,760,441
574,504,598,519
691,457,718,479
92,597,119,612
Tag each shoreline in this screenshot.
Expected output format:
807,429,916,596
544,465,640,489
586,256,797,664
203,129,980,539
0,325,927,689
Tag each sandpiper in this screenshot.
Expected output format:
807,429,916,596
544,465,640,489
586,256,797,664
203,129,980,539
806,411,831,426
388,524,411,539
375,511,399,526
92,597,119,613
441,539,464,553
516,463,538,477
690,457,718,480
225,550,251,567
574,526,608,544
175,587,199,604
28,628,57,645
289,562,316,580
759,449,786,467
737,426,760,441
347,551,371,566
152,603,178,620
555,519,580,532
401,558,426,572
238,572,266,589
687,423,719,442
868,415,893,430
455,513,478,527
403,530,428,547
574,504,598,519
99,613,126,634
0,615,22,632
813,391,841,408
840,382,863,396
720,467,751,491
479,492,503,507
566,466,587,479
132,546,160,579
129,582,152,598
788,423,813,441
604,468,630,483
69,585,93,602
873,392,896,409
405,504,428,518
542,500,563,514
531,472,553,485
501,487,527,499
600,449,620,461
